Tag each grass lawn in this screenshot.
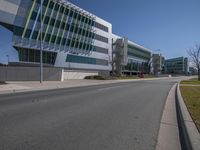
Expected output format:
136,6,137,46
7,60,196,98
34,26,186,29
181,78,200,85
180,86,200,132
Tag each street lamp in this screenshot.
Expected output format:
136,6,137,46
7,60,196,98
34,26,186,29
6,55,9,65
40,0,43,83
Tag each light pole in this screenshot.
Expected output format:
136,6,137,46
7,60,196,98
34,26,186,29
40,0,43,83
6,55,9,65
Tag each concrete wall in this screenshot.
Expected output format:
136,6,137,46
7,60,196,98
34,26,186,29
0,66,62,81
63,70,98,80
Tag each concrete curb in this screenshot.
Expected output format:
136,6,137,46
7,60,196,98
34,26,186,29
176,84,200,150
156,83,181,150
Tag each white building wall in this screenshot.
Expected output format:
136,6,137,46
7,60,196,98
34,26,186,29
63,70,98,80
0,0,21,25
55,51,110,71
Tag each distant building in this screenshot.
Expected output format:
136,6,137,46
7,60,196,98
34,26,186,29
112,35,151,76
164,57,189,75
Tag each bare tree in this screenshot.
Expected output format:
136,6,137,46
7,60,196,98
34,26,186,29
188,44,200,80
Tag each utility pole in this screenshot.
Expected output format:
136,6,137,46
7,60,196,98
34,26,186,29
40,0,43,83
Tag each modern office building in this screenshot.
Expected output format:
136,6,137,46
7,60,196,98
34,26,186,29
0,0,112,71
112,34,151,75
0,0,152,80
164,57,189,75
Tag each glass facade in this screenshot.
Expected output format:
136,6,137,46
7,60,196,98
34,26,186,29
13,0,95,51
16,47,57,65
13,0,109,53
94,22,109,32
125,60,150,73
66,54,108,66
125,44,151,73
10,0,110,68
165,57,188,74
128,44,151,61
66,54,96,65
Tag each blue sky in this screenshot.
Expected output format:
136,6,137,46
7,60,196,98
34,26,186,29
0,0,200,63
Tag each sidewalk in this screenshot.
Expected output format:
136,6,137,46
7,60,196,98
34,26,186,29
0,80,111,95
0,77,172,95
0,76,191,95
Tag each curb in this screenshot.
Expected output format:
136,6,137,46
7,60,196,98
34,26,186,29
176,84,200,150
156,83,181,150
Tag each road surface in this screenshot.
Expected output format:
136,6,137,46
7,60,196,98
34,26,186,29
0,78,183,150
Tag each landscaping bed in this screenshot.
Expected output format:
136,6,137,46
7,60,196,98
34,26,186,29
0,81,6,85
180,86,200,132
84,75,112,80
85,74,157,80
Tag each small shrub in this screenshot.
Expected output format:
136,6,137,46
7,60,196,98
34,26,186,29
85,75,108,80
0,81,6,84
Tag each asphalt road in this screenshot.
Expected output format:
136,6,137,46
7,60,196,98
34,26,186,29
0,78,183,150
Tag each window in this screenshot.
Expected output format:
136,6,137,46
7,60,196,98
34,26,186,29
16,48,57,65
95,34,109,43
67,39,71,46
79,43,83,49
60,6,64,13
31,11,37,20
65,8,69,15
66,54,96,65
45,34,51,42
50,19,55,26
51,35,56,43
43,0,48,6
73,12,78,19
44,17,49,24
54,3,59,11
69,10,74,17
49,1,54,9
55,21,60,28
75,42,79,48
94,22,109,32
77,14,81,21
32,31,38,39
25,29,32,38
60,22,65,29
56,37,61,44
66,24,70,31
